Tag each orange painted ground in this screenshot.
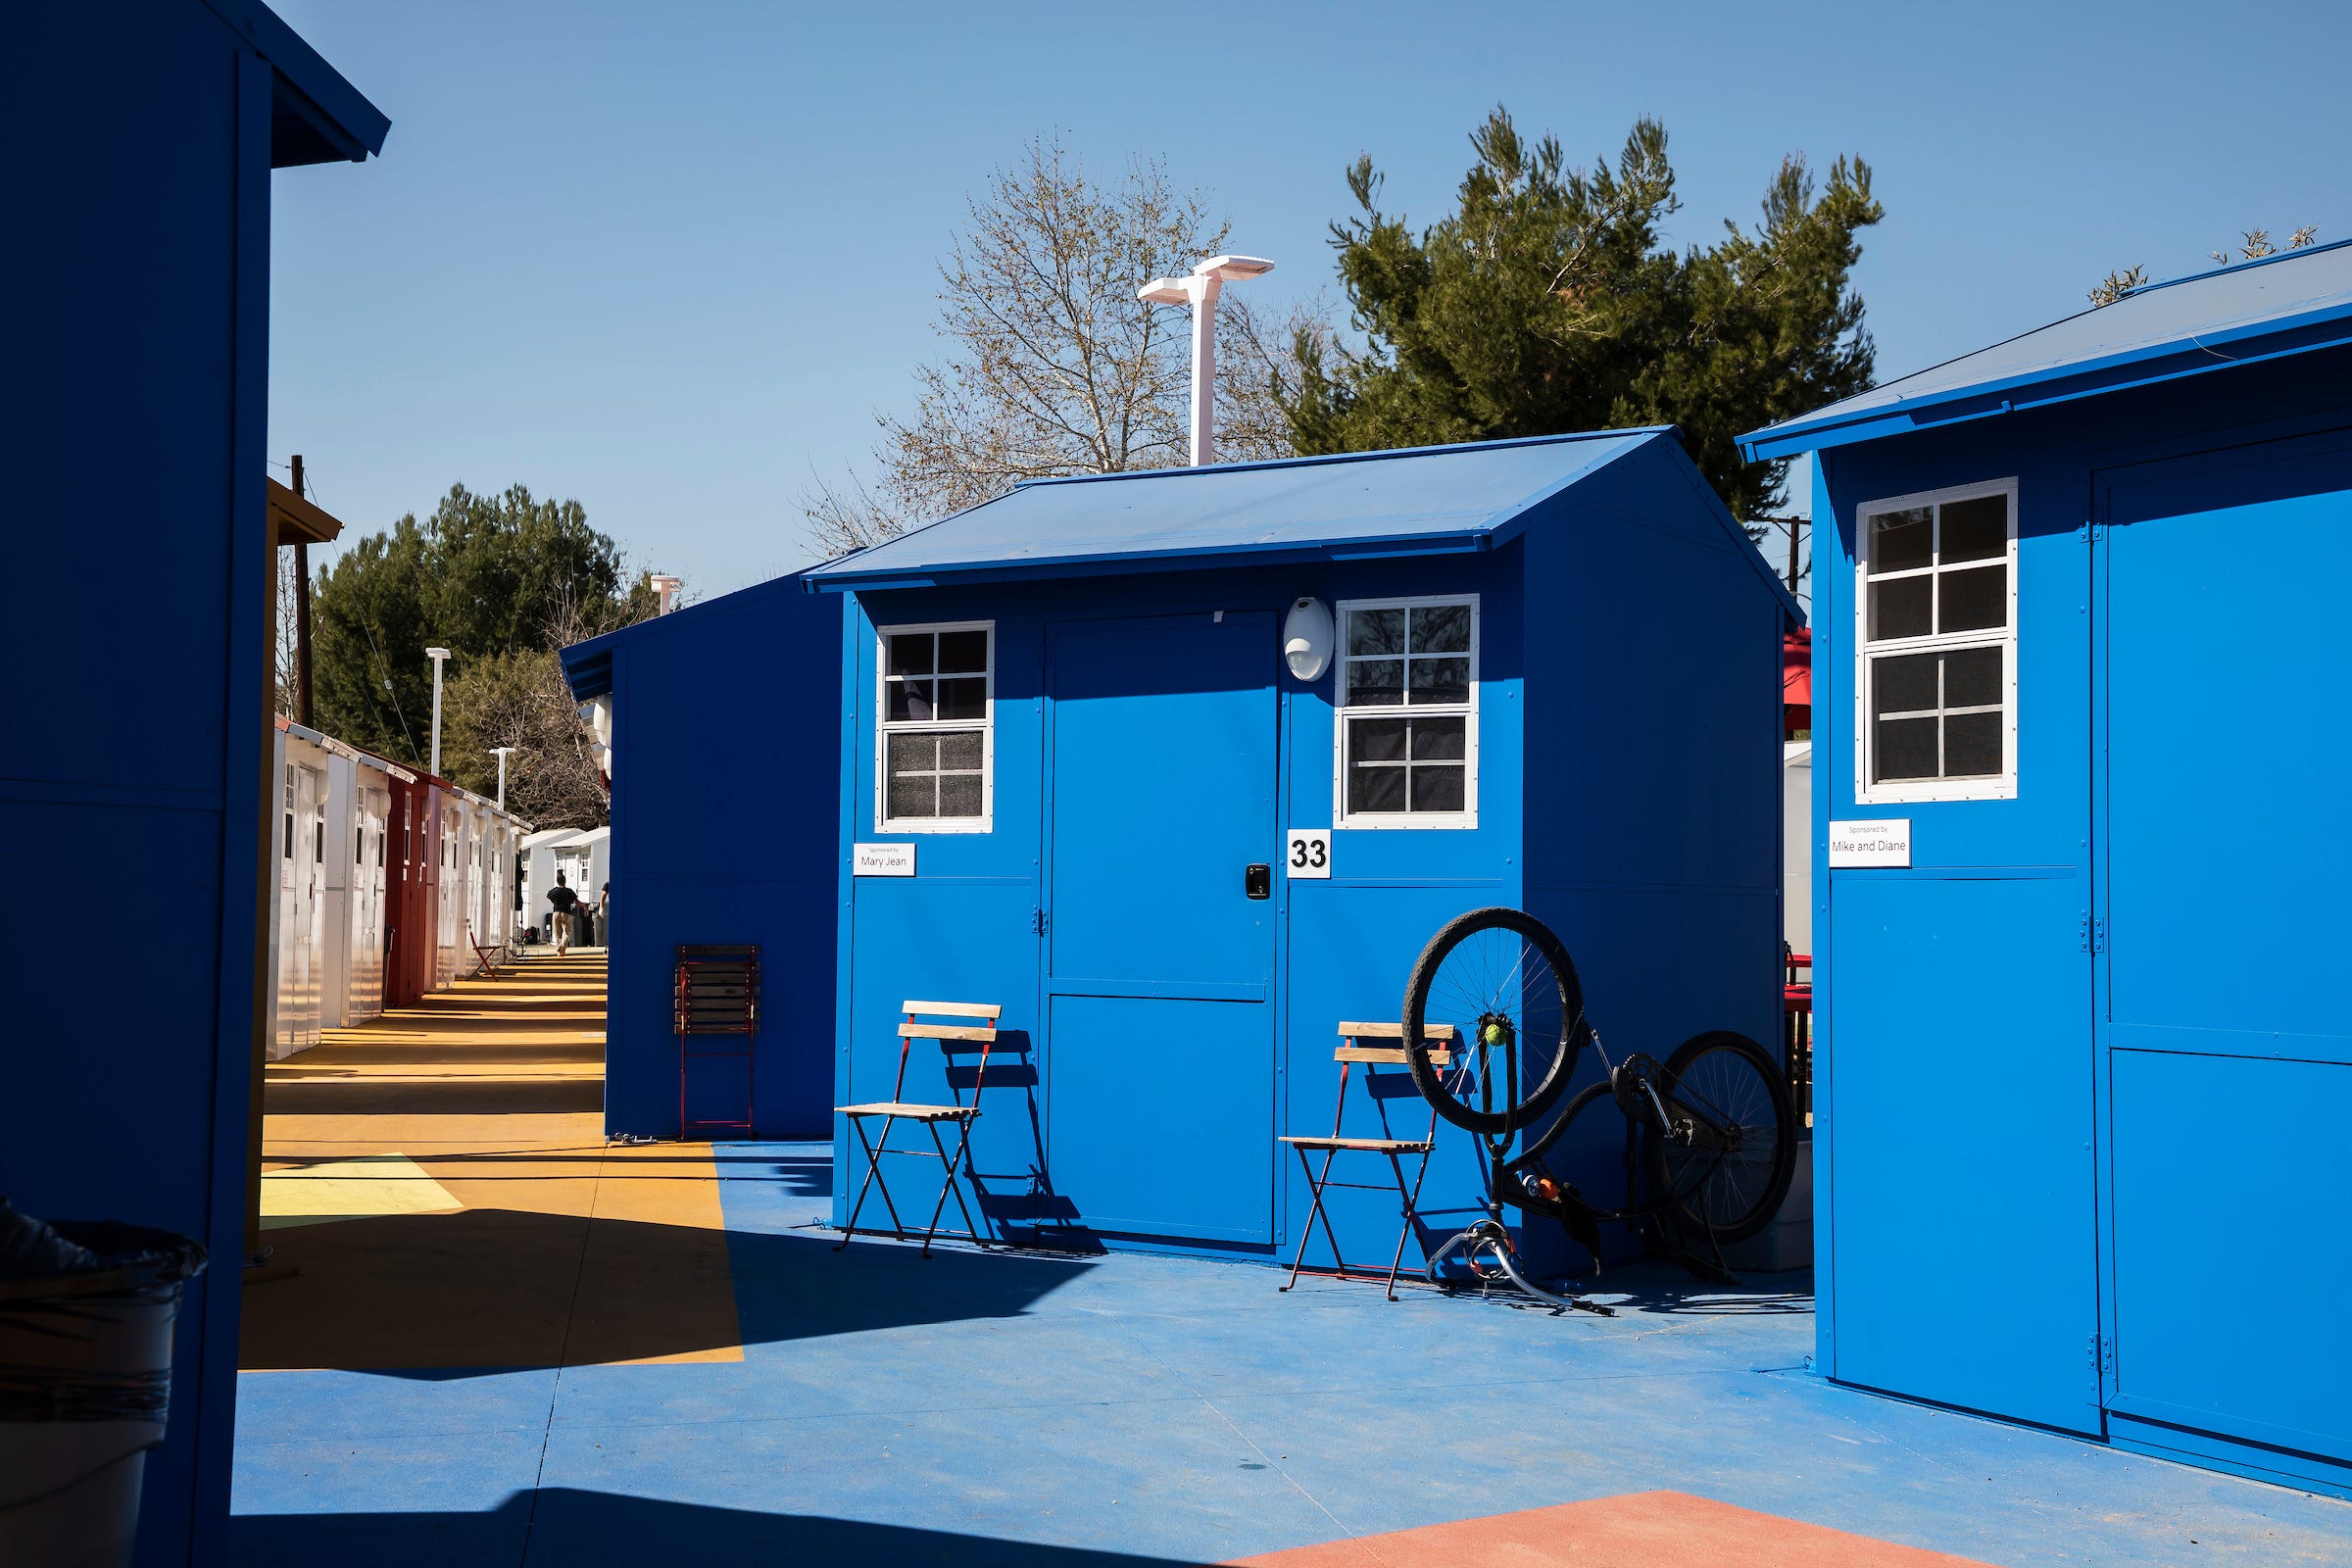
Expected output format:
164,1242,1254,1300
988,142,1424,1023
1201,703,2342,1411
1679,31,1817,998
1225,1491,2002,1568
239,953,743,1371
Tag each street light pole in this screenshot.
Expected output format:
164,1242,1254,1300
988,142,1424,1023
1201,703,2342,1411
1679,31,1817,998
1138,255,1275,466
425,647,452,777
489,746,515,808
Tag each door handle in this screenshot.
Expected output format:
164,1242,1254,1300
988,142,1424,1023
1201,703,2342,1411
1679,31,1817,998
1245,863,1271,900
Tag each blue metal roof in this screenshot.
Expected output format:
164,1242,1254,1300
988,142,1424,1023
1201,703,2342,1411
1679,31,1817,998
562,571,817,701
1742,239,2352,461
803,430,1671,589
203,0,393,167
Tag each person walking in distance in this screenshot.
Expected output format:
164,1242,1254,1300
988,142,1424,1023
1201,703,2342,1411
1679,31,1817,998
547,870,580,956
597,881,611,950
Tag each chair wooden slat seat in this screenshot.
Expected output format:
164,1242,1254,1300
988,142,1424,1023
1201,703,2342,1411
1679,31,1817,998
1280,1135,1433,1153
835,1000,1004,1256
839,1101,978,1122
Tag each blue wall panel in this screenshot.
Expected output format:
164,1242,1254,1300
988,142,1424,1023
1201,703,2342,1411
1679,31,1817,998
2108,1050,2352,1461
1826,873,2098,1433
603,581,843,1139
1515,446,1788,1276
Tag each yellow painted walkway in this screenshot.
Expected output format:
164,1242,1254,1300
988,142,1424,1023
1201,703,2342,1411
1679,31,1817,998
240,952,742,1371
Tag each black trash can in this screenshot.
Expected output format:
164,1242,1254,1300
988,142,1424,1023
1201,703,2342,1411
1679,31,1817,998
0,1202,208,1568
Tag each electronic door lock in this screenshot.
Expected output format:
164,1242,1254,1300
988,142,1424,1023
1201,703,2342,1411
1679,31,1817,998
1245,863,1271,900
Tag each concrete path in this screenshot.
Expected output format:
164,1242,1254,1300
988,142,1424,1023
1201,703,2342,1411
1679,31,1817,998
231,968,2352,1567
240,953,740,1371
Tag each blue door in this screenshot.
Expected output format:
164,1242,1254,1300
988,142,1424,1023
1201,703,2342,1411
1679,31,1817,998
2096,430,2352,1468
1043,612,1277,1245
1822,476,2099,1434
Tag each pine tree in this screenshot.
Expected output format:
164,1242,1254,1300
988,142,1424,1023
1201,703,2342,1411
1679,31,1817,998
1290,109,1883,521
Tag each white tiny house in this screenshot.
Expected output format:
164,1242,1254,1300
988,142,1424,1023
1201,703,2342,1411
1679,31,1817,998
269,724,329,1060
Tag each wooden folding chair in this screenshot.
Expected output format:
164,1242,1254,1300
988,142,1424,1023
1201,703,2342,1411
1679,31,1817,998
466,923,506,980
1279,1021,1458,1300
835,1001,1003,1256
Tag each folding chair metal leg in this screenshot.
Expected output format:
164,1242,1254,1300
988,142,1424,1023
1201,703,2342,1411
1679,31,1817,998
1382,1145,1438,1301
1279,1145,1324,1291
836,1113,911,1250
913,1116,983,1257
1282,1144,1356,1292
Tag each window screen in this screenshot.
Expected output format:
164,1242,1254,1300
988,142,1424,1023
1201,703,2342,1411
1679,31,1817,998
1338,598,1477,823
879,624,993,827
1859,487,2015,794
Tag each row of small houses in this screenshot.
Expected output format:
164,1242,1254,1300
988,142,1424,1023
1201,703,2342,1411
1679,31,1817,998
265,717,539,1057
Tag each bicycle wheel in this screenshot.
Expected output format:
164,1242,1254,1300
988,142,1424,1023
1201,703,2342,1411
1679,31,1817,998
1645,1031,1796,1244
1401,906,1587,1135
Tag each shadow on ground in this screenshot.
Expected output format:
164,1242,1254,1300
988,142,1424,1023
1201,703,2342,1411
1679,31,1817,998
234,1489,1211,1567
263,1076,609,1116
240,1217,1096,1374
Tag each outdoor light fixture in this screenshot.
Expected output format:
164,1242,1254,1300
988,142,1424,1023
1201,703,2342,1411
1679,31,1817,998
424,646,452,778
650,574,684,614
1137,254,1276,466
1283,596,1334,682
489,745,516,808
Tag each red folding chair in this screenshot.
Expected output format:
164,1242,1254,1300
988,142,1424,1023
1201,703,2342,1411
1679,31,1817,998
1279,1020,1459,1300
466,923,507,980
1784,944,1813,1127
836,1001,1003,1256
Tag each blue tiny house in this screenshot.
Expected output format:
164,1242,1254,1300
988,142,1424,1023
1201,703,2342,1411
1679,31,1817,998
807,431,1798,1270
563,574,844,1138
2,5,386,1560
1744,242,2352,1495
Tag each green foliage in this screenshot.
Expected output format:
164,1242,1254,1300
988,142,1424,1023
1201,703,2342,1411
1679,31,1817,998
2089,265,2150,307
314,483,657,773
1290,109,1884,519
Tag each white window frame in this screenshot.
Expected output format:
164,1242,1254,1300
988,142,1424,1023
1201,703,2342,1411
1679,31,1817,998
1331,594,1480,830
874,618,995,834
1852,477,2020,805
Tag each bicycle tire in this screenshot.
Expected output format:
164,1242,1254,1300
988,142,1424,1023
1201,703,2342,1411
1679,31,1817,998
1401,906,1587,1136
1645,1030,1797,1245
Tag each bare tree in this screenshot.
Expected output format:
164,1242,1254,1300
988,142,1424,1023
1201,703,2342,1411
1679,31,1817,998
273,546,303,718
2207,224,2320,265
806,135,1320,555
1216,294,1333,465
2095,224,2319,308
438,578,658,830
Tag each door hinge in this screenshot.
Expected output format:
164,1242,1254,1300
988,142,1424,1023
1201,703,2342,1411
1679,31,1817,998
1030,906,1049,936
2080,914,2105,954
2093,1334,2115,1378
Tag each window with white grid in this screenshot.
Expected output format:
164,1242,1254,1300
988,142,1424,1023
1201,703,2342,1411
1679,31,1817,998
1854,481,2018,803
876,621,993,831
1334,597,1478,828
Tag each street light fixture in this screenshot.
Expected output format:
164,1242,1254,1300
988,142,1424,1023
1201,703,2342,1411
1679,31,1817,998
489,745,516,808
1137,254,1275,466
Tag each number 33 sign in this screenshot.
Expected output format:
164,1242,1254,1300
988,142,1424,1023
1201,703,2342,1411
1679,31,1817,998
1285,828,1332,879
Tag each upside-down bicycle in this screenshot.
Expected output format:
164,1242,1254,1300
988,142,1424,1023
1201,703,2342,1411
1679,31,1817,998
1398,907,1798,1313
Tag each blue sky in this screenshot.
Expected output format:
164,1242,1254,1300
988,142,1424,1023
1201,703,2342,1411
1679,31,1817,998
269,1,2349,600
